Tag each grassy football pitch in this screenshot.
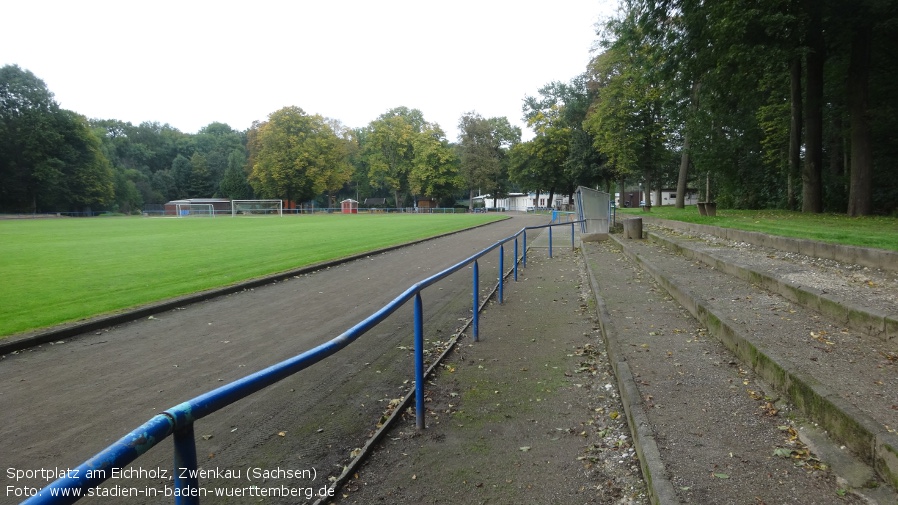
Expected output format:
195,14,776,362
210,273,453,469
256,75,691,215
0,213,505,338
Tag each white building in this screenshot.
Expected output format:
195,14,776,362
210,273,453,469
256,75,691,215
473,192,571,211
614,189,698,207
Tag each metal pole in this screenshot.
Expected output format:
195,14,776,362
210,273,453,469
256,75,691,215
513,238,518,281
571,222,575,251
172,425,200,505
523,231,527,268
472,260,479,342
549,226,553,258
414,293,425,429
498,244,504,304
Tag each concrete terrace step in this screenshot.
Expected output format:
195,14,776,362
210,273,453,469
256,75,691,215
642,223,897,347
584,229,898,504
635,216,898,274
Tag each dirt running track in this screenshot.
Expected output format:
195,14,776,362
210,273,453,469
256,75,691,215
0,214,550,504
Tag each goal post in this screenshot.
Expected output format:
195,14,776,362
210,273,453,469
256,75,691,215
231,199,284,217
175,203,215,217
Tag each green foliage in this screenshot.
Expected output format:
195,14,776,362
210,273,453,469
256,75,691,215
321,122,355,206
113,169,144,213
248,106,352,204
584,32,668,191
0,63,56,118
409,124,462,201
12,4,896,218
507,142,541,195
89,119,246,204
516,76,608,200
188,152,213,197
193,122,246,196
169,154,192,198
219,149,252,200
150,169,178,202
588,0,898,215
457,112,520,207
363,107,422,206
0,65,114,212
358,107,460,207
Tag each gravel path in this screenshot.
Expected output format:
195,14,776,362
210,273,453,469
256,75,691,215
332,241,648,505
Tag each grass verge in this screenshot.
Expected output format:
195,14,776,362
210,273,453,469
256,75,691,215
617,206,898,251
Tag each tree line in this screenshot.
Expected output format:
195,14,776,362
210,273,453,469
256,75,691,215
0,65,537,213
3,1,896,216
586,0,898,215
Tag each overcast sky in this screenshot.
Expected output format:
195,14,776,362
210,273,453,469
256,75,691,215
2,0,618,142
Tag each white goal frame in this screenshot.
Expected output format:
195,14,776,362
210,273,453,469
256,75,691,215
231,199,284,217
175,203,215,217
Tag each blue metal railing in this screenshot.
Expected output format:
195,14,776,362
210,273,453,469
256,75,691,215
550,210,576,223
24,219,583,505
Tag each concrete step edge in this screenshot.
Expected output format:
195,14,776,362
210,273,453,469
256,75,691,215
607,234,898,493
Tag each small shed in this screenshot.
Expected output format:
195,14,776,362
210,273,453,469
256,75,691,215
341,199,358,214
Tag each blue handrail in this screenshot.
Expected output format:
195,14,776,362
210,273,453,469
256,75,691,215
24,219,583,505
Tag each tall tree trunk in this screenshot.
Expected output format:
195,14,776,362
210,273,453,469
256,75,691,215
829,116,843,177
802,0,825,213
675,133,690,208
469,188,474,211
676,81,700,208
847,20,873,217
705,173,711,203
643,174,652,207
787,174,794,209
789,55,802,211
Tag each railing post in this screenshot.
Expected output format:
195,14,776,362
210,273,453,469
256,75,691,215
571,222,575,251
549,226,553,258
498,244,504,304
173,425,200,505
513,237,518,281
414,293,425,430
472,260,479,342
523,231,527,268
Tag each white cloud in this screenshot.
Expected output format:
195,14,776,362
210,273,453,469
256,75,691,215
2,0,618,141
